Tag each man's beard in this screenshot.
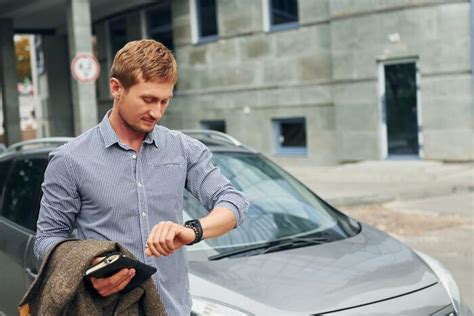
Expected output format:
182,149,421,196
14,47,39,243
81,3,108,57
128,120,155,134
119,111,156,134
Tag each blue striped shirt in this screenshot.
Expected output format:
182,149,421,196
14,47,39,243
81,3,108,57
34,112,249,315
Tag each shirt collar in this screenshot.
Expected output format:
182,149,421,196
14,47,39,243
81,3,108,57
144,128,159,148
99,110,159,149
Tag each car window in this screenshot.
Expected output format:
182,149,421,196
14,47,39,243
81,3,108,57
184,152,358,252
0,158,12,212
2,157,48,231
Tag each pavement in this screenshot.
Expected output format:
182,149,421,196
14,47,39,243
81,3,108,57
283,160,474,208
283,160,474,310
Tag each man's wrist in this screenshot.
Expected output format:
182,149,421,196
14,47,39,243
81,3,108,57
184,219,203,245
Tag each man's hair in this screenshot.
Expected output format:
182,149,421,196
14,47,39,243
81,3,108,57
110,39,177,89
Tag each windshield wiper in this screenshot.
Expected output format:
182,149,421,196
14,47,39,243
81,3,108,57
208,236,329,261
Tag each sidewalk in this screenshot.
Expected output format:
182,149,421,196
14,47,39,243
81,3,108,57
285,160,474,309
284,160,474,207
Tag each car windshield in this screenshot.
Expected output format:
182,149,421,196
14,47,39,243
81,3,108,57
184,152,359,255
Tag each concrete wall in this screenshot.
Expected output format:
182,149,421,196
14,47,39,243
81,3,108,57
168,0,337,166
330,0,473,161
165,0,472,164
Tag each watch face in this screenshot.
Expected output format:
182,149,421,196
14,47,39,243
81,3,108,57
186,219,200,227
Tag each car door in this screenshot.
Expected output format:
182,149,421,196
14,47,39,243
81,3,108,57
0,154,48,315
0,156,13,315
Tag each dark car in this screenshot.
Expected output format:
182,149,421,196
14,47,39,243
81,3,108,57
0,133,471,316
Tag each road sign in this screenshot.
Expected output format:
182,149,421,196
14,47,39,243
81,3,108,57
70,52,100,83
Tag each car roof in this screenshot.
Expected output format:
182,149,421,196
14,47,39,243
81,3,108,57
0,138,72,161
180,129,255,153
0,130,255,160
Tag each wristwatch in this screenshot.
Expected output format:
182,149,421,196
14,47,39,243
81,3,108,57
184,219,203,245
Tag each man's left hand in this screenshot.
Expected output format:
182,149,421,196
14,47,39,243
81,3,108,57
145,221,195,257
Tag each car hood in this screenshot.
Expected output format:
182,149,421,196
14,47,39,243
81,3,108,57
188,224,438,314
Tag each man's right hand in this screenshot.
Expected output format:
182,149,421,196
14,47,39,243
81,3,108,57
88,257,136,297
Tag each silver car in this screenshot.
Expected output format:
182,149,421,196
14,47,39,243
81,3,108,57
0,133,471,315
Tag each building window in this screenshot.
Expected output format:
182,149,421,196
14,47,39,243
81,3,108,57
263,0,299,32
273,117,307,155
190,0,219,44
145,2,174,50
201,120,226,133
108,16,127,58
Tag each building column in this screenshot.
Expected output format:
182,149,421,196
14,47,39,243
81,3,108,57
470,0,474,129
0,18,21,146
66,0,98,135
94,21,113,119
43,35,75,137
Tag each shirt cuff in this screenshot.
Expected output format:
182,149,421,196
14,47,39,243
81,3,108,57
34,236,67,261
215,201,242,228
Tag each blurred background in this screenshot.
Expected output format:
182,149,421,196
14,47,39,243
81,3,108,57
0,0,472,166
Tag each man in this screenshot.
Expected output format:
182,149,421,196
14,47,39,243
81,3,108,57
34,40,249,315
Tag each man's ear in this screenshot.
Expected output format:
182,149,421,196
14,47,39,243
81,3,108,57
110,77,123,99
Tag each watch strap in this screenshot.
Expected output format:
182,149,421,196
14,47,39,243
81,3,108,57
184,219,203,245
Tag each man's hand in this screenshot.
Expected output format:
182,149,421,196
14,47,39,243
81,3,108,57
145,221,195,257
88,257,136,297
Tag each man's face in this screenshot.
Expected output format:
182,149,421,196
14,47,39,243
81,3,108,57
111,77,174,134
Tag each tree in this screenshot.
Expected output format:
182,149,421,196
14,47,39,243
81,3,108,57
15,35,31,82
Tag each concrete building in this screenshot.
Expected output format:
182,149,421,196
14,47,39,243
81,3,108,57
0,0,473,166
169,0,474,165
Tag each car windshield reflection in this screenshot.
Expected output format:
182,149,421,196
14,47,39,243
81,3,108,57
184,152,359,256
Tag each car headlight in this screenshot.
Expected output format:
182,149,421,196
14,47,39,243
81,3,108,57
415,251,471,316
191,296,254,316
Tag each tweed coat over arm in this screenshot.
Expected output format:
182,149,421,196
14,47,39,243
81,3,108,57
19,239,167,316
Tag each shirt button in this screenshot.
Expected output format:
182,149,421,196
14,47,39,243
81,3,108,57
132,154,137,159
138,182,143,187
142,212,147,217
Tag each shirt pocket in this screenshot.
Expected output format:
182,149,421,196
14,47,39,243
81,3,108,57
151,162,183,168
146,162,187,203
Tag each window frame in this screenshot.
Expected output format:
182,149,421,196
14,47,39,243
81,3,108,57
263,0,299,33
200,119,226,133
107,15,128,61
272,117,308,156
143,2,174,50
190,0,219,44
0,154,48,232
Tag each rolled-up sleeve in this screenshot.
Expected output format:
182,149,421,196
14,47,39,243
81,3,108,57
183,136,249,227
34,149,81,260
